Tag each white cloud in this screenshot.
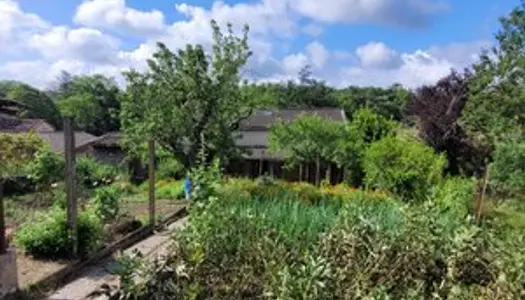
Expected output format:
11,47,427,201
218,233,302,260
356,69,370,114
286,0,448,27
0,0,49,55
306,41,329,68
0,0,487,91
282,52,308,75
355,42,401,69
302,23,323,36
74,0,166,37
29,26,121,64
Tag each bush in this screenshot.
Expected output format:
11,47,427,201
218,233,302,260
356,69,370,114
92,186,121,221
490,137,525,201
156,157,185,180
432,176,476,217
76,157,118,188
116,193,525,299
26,148,65,188
16,208,103,259
156,180,185,200
363,136,447,201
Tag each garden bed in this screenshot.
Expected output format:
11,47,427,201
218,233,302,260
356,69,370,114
5,188,187,290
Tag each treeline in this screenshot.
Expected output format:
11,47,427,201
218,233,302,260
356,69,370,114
1,2,524,194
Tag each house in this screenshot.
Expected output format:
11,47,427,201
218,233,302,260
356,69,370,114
227,108,348,183
65,108,348,183
0,113,98,154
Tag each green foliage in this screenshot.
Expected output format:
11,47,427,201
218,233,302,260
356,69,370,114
155,180,185,200
490,137,525,200
0,80,62,129
332,84,411,122
15,208,103,258
56,73,121,135
432,176,476,217
336,108,397,185
463,2,525,146
117,192,525,299
189,157,222,203
92,186,121,221
364,136,447,200
121,20,252,169
25,147,65,188
76,156,118,188
0,132,45,177
269,115,344,184
156,157,185,180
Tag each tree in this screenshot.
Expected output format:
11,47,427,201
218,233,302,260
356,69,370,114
269,115,344,185
277,65,336,108
120,20,252,169
463,1,525,146
0,81,62,129
335,108,397,186
407,70,488,176
56,74,121,136
332,84,411,122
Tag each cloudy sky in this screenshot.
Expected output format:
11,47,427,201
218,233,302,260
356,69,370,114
0,0,519,89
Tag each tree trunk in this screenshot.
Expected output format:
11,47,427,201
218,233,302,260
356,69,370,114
305,164,310,182
299,164,303,182
315,156,321,186
326,164,332,184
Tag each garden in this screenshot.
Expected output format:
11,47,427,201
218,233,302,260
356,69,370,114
1,133,187,289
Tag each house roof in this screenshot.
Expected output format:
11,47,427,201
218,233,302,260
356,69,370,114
239,108,347,131
0,118,55,133
37,131,99,153
75,131,121,152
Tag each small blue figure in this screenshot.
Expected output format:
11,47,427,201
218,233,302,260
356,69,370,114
184,176,192,200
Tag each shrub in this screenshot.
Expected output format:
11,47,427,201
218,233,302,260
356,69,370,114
490,137,525,201
364,135,447,201
156,180,184,200
92,186,121,221
16,208,103,259
156,157,185,180
76,157,118,188
26,148,65,188
432,176,476,217
116,193,525,299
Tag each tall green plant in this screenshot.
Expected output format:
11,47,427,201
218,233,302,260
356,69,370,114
121,20,252,170
363,136,446,201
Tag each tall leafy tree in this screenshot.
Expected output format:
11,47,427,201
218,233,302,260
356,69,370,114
269,115,344,184
332,84,411,122
408,70,488,176
277,65,336,108
0,81,62,129
56,74,121,136
120,20,252,169
463,1,525,145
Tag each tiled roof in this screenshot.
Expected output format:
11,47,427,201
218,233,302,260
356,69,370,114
37,132,99,153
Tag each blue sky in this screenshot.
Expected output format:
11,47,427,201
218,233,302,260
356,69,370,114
0,0,520,88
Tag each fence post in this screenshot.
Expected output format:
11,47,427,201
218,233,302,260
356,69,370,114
148,139,156,228
475,164,491,224
0,182,6,254
64,117,78,257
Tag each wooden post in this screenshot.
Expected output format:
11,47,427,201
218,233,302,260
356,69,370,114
269,161,274,176
315,156,321,186
64,117,77,257
299,164,303,182
148,139,156,228
0,182,6,254
259,158,263,176
475,165,491,224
